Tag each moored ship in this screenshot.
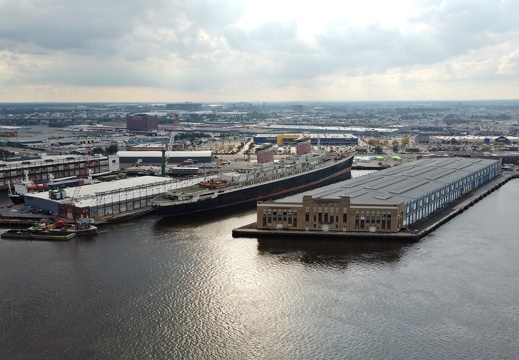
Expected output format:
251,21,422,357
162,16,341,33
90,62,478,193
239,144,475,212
152,139,354,217
8,171,94,205
8,172,49,204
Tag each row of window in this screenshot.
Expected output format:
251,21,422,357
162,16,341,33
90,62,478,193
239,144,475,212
262,209,298,227
355,210,392,230
404,164,498,225
406,165,496,213
262,207,399,231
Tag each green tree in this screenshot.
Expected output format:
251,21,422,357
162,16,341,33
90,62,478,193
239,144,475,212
391,139,399,152
0,148,10,159
367,138,380,147
107,144,118,154
401,136,410,148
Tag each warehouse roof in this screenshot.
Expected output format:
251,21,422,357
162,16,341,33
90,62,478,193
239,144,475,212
117,150,212,158
27,176,173,208
0,154,105,169
276,157,500,206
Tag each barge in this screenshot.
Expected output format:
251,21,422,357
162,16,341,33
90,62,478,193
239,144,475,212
1,229,76,241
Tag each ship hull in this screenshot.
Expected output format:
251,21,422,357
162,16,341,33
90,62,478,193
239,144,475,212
9,194,25,205
154,155,353,217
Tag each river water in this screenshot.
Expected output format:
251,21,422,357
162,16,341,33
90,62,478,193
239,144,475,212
1,180,518,359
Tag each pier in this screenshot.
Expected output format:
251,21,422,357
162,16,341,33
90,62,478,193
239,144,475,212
0,204,54,227
232,172,519,241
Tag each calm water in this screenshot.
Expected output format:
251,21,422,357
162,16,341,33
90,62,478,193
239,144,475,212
1,181,518,359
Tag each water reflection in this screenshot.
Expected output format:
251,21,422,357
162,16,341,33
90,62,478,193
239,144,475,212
257,236,409,267
154,203,256,230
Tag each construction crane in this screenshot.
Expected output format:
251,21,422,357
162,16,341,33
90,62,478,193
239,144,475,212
66,158,92,204
162,113,178,176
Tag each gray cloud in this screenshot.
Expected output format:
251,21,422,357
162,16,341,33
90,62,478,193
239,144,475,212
0,0,518,100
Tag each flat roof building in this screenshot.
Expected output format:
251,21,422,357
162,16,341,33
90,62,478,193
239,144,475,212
126,114,159,132
253,133,358,146
24,176,180,222
117,150,212,168
257,157,501,233
166,103,203,112
0,154,109,190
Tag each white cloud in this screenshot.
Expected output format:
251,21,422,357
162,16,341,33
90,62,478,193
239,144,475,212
0,0,518,101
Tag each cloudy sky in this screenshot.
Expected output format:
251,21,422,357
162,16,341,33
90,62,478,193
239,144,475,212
1,0,518,102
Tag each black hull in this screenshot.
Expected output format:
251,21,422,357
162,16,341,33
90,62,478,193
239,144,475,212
154,155,353,217
9,195,24,205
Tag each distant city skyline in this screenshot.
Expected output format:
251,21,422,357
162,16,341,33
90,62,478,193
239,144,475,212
1,0,518,102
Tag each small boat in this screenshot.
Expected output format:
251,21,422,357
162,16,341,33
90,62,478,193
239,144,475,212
72,218,98,236
1,229,76,241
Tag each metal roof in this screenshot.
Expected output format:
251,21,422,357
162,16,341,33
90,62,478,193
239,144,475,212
117,150,212,158
0,154,106,169
276,157,499,205
27,175,211,208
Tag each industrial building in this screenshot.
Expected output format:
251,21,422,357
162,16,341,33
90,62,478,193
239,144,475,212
166,103,204,112
253,133,358,146
23,174,236,223
23,176,181,222
308,133,358,146
126,114,159,132
256,157,501,233
0,155,109,190
116,150,212,168
267,124,399,136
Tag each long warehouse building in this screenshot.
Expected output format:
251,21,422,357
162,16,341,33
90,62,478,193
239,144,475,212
256,157,501,233
23,175,215,223
117,150,213,169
